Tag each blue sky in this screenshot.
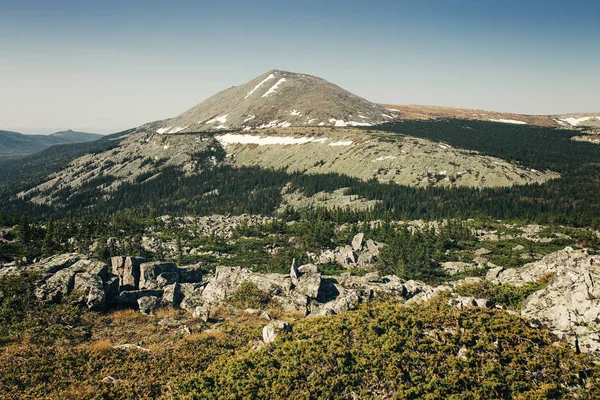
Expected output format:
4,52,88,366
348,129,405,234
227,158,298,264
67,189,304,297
1,0,598,134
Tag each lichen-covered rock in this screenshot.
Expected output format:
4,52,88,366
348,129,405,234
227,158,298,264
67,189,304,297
262,321,292,344
179,282,207,310
111,256,145,290
137,296,164,315
114,289,164,307
139,262,178,290
162,283,183,307
521,251,600,356
351,232,364,251
73,272,106,311
192,305,210,322
489,247,579,286
201,266,291,306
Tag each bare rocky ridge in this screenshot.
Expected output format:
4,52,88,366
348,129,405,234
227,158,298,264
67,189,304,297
384,104,600,129
154,69,395,133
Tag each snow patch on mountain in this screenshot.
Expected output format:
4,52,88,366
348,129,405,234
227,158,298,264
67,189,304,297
489,119,527,125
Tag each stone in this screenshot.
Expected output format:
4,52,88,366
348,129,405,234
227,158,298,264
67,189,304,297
351,232,364,251
35,268,78,303
262,321,292,344
137,296,163,315
178,264,203,283
36,253,82,274
292,264,321,299
474,248,492,256
520,251,600,357
192,305,210,323
442,261,477,276
111,257,145,290
139,262,178,290
162,283,183,307
290,258,300,280
260,311,272,321
114,289,164,307
179,282,207,310
200,266,291,306
73,272,106,311
103,276,120,302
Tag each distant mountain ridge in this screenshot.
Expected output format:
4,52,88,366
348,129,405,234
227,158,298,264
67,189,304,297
383,104,600,129
0,129,103,160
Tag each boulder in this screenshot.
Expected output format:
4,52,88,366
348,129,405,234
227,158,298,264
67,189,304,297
521,252,600,356
73,272,106,311
178,264,203,283
447,296,491,309
351,233,364,251
262,321,292,344
35,268,78,303
111,257,145,290
36,253,82,274
114,289,164,307
288,263,321,300
137,296,164,315
34,258,110,305
179,282,207,310
162,283,183,307
201,267,291,306
442,261,477,276
139,262,178,290
192,305,210,322
490,246,578,286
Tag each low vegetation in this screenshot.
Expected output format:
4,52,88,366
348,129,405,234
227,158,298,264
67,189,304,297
1,273,599,399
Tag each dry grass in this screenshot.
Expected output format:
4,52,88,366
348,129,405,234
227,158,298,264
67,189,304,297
87,339,113,353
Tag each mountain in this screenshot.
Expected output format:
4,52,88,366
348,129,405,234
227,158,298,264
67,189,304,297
0,129,103,160
154,69,396,134
383,104,600,129
11,70,565,207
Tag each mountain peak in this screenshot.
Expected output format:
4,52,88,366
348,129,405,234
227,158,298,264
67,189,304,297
154,70,397,134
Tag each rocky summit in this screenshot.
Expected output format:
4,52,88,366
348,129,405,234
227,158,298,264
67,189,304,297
154,69,396,133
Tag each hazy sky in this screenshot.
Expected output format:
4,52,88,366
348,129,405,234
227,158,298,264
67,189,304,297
1,0,598,134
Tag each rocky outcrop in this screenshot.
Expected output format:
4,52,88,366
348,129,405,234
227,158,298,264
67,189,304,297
487,247,580,286
519,250,600,356
316,234,383,269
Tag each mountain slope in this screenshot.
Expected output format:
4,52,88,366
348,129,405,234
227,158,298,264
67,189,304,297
384,104,600,129
154,69,396,133
0,129,103,160
9,70,563,207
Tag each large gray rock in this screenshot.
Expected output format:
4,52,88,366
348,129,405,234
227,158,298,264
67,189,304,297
139,262,178,290
351,233,364,251
521,251,600,356
179,282,207,310
73,272,106,311
262,321,292,344
111,256,145,290
192,305,210,322
489,246,579,286
114,289,164,307
178,264,203,283
292,264,322,299
162,283,183,307
35,267,78,303
137,296,164,315
201,266,291,306
34,258,110,306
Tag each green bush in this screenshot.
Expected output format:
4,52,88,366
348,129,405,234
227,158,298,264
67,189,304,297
230,282,271,309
